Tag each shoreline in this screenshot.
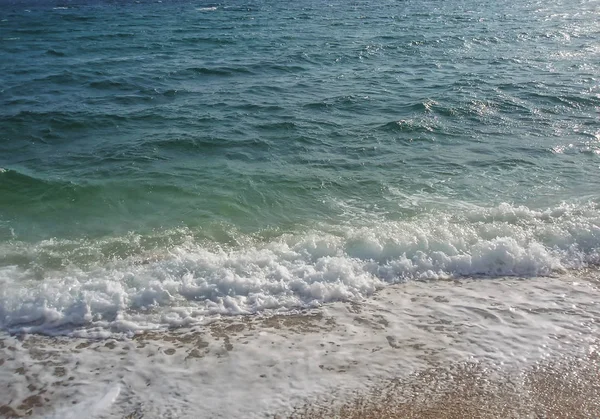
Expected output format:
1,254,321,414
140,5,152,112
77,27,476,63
1,274,599,418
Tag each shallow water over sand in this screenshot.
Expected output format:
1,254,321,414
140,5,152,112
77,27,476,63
1,274,599,418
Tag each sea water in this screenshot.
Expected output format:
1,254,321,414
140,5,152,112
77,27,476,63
2,1,600,417
1,0,599,336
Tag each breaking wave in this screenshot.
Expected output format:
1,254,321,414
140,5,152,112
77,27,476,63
1,201,599,337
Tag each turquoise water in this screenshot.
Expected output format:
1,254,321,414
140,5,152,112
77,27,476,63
1,0,599,335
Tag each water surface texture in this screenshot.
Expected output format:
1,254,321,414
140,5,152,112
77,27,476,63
1,0,599,335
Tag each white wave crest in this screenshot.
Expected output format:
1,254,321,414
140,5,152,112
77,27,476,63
1,202,599,336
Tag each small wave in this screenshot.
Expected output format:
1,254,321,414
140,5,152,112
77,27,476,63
254,121,297,131
175,66,254,77
247,63,308,74
46,49,65,57
2,109,92,131
60,14,95,22
527,92,600,109
149,134,271,154
379,119,438,134
303,101,330,110
303,95,365,110
27,71,84,85
178,36,235,45
0,168,84,204
88,79,133,90
74,33,135,41
14,28,46,35
232,103,285,112
196,6,217,11
112,94,154,105
1,201,599,337
552,142,600,156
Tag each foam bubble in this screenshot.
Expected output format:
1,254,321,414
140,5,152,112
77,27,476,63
1,202,599,336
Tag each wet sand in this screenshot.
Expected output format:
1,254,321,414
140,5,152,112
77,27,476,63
286,354,600,418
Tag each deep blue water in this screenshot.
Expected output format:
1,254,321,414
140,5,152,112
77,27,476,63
1,0,600,334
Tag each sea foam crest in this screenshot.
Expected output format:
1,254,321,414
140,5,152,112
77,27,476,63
0,202,599,336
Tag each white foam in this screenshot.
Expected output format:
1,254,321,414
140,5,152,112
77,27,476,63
48,384,121,419
1,201,599,336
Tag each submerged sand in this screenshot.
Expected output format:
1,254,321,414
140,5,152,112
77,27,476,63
1,274,599,418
